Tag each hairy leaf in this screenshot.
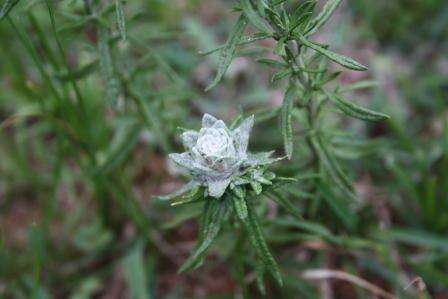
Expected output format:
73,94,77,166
241,0,272,34
295,34,368,71
243,204,283,286
115,0,126,41
306,0,342,36
311,135,356,199
328,92,390,121
232,193,248,220
281,85,295,159
178,200,227,273
206,15,248,91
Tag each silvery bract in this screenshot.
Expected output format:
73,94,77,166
168,114,280,198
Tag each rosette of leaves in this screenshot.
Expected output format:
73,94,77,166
160,114,296,288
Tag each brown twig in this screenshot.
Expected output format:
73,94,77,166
302,269,397,299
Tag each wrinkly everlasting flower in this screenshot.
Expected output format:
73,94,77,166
168,114,280,198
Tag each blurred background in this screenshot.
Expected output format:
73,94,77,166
0,0,447,298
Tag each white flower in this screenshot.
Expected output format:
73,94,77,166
169,114,279,198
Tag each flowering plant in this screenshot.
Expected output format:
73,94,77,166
165,113,282,199
159,113,295,286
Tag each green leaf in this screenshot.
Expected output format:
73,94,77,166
232,185,246,199
317,181,357,230
295,34,368,71
199,33,269,56
274,36,287,56
266,190,302,219
255,260,266,295
385,229,448,251
122,241,150,299
250,180,263,194
328,92,390,122
232,194,248,220
292,0,316,24
97,27,120,105
281,85,295,159
178,200,227,273
55,60,99,81
306,0,342,36
241,0,272,34
243,204,283,286
270,218,335,241
311,135,356,199
271,69,292,82
0,0,20,21
205,15,248,91
95,119,142,175
156,181,200,201
115,0,126,41
256,58,287,68
338,80,379,93
170,187,204,207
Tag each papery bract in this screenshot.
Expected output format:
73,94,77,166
168,114,279,198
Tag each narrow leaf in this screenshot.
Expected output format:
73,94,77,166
122,241,150,299
199,33,269,56
311,135,356,199
337,80,379,93
306,0,342,36
250,181,263,194
328,92,390,122
115,0,126,41
266,190,302,219
232,194,248,220
271,69,292,82
295,34,368,71
256,58,287,68
205,15,248,91
95,120,142,175
55,60,99,81
241,0,272,34
281,85,295,159
97,27,120,105
178,200,226,273
244,205,283,286
0,0,20,21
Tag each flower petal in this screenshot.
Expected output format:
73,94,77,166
233,115,254,156
207,178,232,198
181,130,199,149
202,113,218,128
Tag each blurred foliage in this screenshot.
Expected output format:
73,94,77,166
349,0,448,50
0,0,447,298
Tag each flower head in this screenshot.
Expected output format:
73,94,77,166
169,114,279,198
